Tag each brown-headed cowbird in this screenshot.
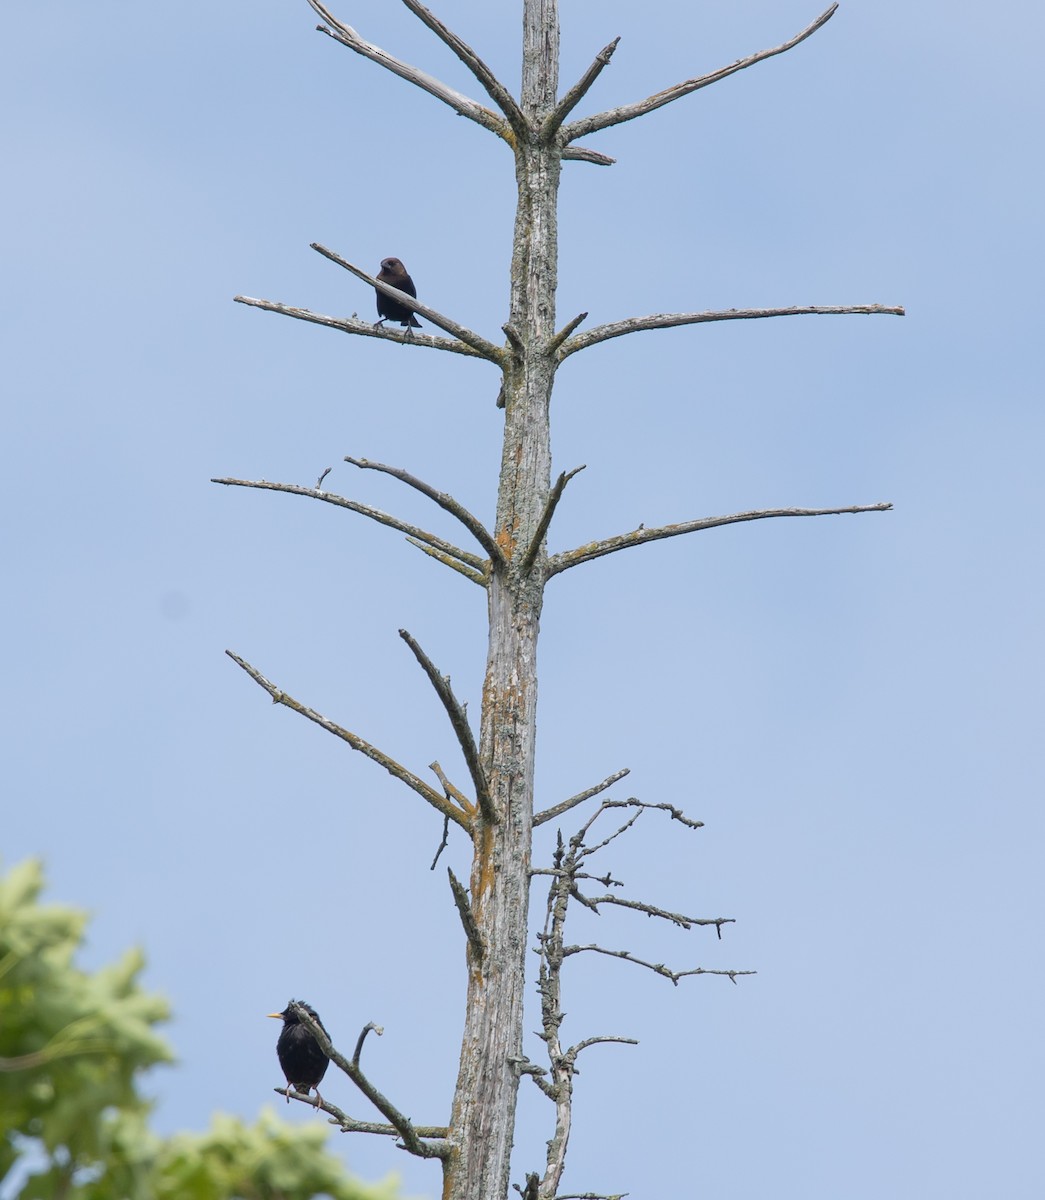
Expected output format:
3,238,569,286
374,257,421,329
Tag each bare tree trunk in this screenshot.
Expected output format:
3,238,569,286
443,6,561,1195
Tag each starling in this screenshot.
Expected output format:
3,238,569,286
268,1001,330,1105
374,257,421,329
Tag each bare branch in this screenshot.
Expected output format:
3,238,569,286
312,244,505,363
548,503,893,578
233,294,487,358
272,1088,447,1139
579,894,730,931
567,1035,638,1058
291,1003,448,1159
563,145,616,166
315,466,332,489
404,537,489,587
563,4,839,142
211,475,486,574
520,466,586,577
353,1021,384,1067
556,1194,629,1199
225,651,470,831
592,797,705,833
306,0,510,141
429,811,451,871
398,628,495,822
395,0,527,134
429,761,475,816
563,945,756,986
534,768,631,828
502,322,525,356
448,867,486,963
558,303,905,360
544,37,620,139
347,456,504,567
547,312,589,357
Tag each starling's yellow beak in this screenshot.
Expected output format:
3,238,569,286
266,1012,283,1019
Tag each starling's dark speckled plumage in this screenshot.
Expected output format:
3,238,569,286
268,1000,329,1104
375,257,421,328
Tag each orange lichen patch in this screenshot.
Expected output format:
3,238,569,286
474,822,497,904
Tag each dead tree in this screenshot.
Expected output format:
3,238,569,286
215,3,902,1198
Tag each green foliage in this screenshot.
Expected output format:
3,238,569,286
0,861,396,1200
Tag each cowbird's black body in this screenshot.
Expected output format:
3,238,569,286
375,257,421,328
268,1001,329,1103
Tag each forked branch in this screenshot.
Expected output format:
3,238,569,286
313,244,505,363
562,4,839,143
226,651,470,831
532,799,749,1197
548,503,893,578
211,476,486,586
291,1002,449,1159
558,303,905,361
306,0,509,141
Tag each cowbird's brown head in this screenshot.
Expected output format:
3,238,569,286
380,257,405,274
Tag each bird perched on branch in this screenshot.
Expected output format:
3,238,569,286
374,256,421,329
268,1000,330,1105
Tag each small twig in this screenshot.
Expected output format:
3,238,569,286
502,322,525,357
347,457,504,566
315,466,332,490
210,477,485,574
520,466,586,576
547,503,893,578
399,629,494,822
547,311,589,357
544,39,620,139
233,295,488,359
534,767,630,828
563,5,839,142
225,651,469,831
305,0,509,141
563,944,755,986
290,1003,447,1159
313,244,505,363
429,761,475,816
352,1021,383,1067
572,808,644,858
448,868,485,964
558,302,905,360
429,812,451,871
562,145,616,166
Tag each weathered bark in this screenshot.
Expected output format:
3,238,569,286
441,6,561,1198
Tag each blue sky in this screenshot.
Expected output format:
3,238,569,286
4,1,1044,1197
